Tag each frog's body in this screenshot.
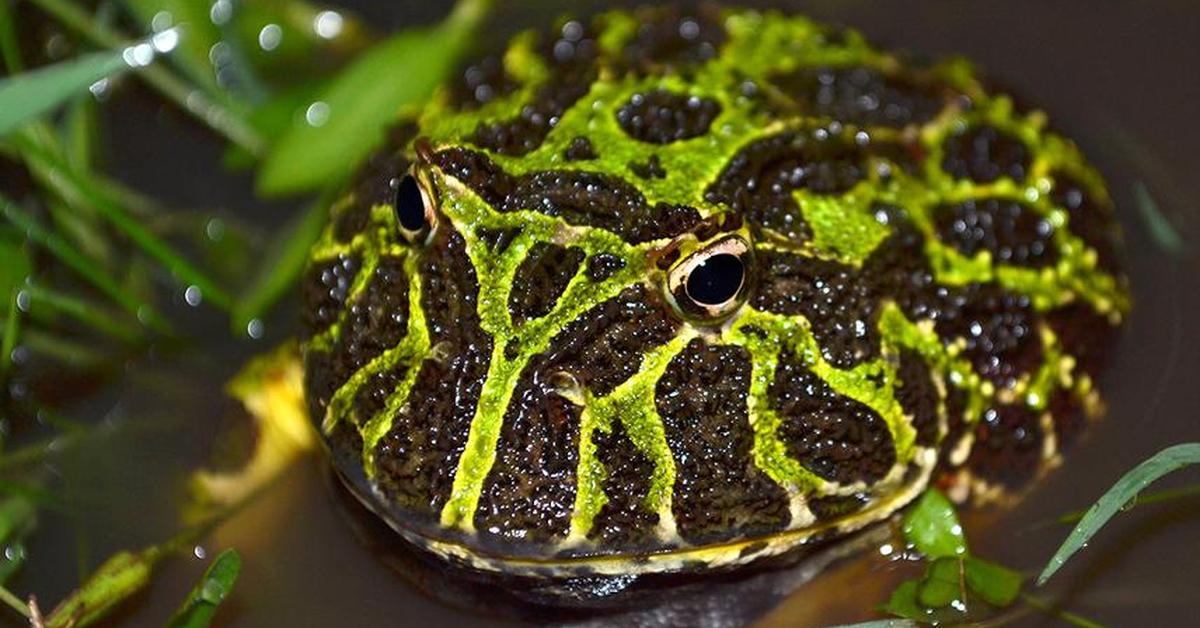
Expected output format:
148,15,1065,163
300,6,1127,579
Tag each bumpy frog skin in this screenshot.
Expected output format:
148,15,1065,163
300,6,1128,578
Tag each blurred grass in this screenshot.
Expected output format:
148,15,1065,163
0,0,488,622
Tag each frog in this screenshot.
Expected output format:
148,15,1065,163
297,4,1128,582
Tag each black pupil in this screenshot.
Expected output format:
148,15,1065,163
395,175,426,231
686,253,744,306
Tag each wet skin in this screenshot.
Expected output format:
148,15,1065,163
299,5,1128,579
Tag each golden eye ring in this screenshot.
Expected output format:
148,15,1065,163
665,235,754,324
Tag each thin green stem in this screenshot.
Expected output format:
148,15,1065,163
0,583,30,619
25,0,265,157
0,0,22,73
232,192,330,331
21,284,142,344
0,288,18,377
0,195,173,334
14,131,234,311
1020,593,1104,628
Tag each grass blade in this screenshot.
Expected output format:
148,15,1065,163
1132,182,1186,258
1037,443,1200,585
165,548,241,628
0,194,173,334
256,0,491,196
231,193,328,332
0,289,18,377
0,50,129,136
43,549,157,628
21,284,143,344
0,0,23,73
27,0,264,156
12,133,234,310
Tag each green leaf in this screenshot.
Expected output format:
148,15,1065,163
0,50,129,136
256,0,491,196
44,549,158,628
165,548,241,628
964,557,1024,607
1037,443,1200,585
902,490,968,559
915,558,961,609
879,580,928,623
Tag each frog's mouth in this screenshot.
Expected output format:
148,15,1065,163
331,447,936,578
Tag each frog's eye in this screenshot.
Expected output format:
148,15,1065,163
666,236,753,323
392,171,437,244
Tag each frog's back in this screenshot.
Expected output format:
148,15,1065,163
301,5,1127,577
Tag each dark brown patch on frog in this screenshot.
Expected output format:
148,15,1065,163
656,339,791,545
473,381,583,546
771,353,897,484
586,253,626,282
543,284,679,396
753,250,880,368
508,242,585,325
1049,388,1087,451
705,129,868,244
327,418,365,473
348,121,418,216
863,215,1046,388
862,210,943,320
326,255,410,387
332,202,371,244
966,404,1044,488
433,147,701,243
808,493,870,521
563,136,597,161
468,21,598,155
431,146,511,207
302,348,337,426
474,226,521,254
373,230,492,517
1050,171,1121,273
896,349,941,447
350,367,405,426
616,89,721,144
1045,301,1117,377
301,254,359,339
619,5,727,75
933,198,1059,268
934,283,1044,389
588,419,660,548
628,155,667,180
446,53,518,110
476,285,678,544
768,66,947,128
941,125,1030,184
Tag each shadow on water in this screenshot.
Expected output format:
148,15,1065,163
5,1,1200,627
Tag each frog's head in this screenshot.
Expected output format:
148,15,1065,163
300,5,1127,578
